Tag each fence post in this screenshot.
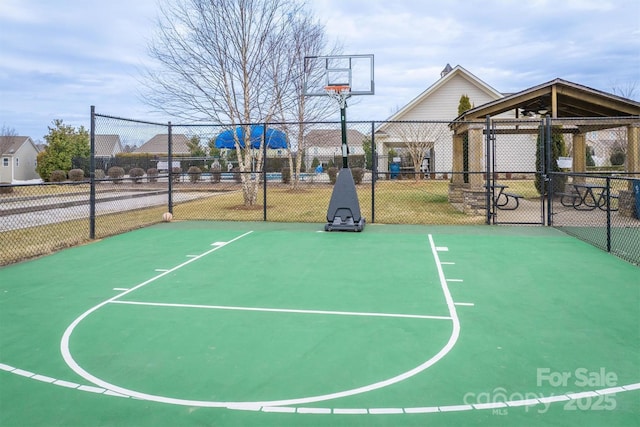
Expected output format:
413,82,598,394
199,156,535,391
545,116,552,226
485,115,492,225
371,121,376,223
89,106,96,239
168,122,173,214
606,176,611,252
263,123,267,221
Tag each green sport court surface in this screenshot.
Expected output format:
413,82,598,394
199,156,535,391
1,221,638,427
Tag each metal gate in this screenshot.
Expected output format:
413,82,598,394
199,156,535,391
485,116,547,225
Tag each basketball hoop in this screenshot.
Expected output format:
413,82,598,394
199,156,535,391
325,84,351,109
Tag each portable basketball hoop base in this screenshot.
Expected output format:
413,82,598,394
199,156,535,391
325,168,365,232
323,84,365,232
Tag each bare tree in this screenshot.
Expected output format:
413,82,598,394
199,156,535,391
1,125,18,138
607,81,638,164
143,0,316,205
268,9,340,188
386,122,435,181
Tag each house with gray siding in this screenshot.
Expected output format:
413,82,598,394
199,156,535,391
0,136,41,182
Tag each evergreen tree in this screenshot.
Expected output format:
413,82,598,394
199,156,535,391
36,120,89,181
458,94,472,116
458,94,472,183
535,126,567,195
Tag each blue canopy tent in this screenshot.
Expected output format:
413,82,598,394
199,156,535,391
215,125,288,149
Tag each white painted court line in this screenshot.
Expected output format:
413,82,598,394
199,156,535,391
262,406,296,413
211,242,227,246
454,302,474,307
297,407,332,414
446,279,463,282
436,247,448,251
113,288,129,291
109,300,452,321
472,402,507,410
333,408,368,414
439,404,473,412
440,262,455,265
32,374,56,383
506,398,540,407
78,385,106,394
13,368,34,377
596,386,625,395
2,359,639,415
60,231,256,407
54,379,80,389
368,407,404,414
104,390,130,398
54,231,461,409
403,406,440,413
154,269,169,272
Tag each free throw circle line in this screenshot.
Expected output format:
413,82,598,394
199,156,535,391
60,233,460,408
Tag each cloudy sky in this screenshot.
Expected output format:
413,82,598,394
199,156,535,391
1,0,639,142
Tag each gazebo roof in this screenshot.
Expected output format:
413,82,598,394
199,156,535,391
456,78,640,121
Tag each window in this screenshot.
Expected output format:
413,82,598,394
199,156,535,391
15,157,19,167
2,158,8,167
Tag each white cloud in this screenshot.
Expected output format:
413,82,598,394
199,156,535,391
1,0,638,139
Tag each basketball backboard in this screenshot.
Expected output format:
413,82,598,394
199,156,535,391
303,54,374,96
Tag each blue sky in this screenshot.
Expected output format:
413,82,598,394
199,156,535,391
1,0,639,142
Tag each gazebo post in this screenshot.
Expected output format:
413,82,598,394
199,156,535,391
627,124,640,182
572,132,587,183
451,133,464,185
468,123,484,188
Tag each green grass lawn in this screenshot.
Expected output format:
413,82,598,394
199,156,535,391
1,179,543,265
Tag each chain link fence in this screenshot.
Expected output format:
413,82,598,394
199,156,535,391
1,113,638,266
550,172,640,265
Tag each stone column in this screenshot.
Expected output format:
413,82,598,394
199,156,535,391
448,131,467,205
452,133,464,185
468,124,484,188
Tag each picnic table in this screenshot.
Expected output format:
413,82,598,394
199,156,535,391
558,182,619,211
485,183,523,210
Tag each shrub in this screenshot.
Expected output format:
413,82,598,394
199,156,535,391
610,150,625,166
146,168,158,183
281,167,291,184
129,167,145,183
327,167,338,184
107,166,125,183
68,168,85,181
95,169,105,180
210,162,222,183
50,170,67,182
187,166,202,183
352,167,364,184
171,166,182,183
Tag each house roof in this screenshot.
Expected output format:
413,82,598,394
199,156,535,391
94,134,122,157
457,78,640,121
384,65,504,122
0,136,36,156
305,129,367,148
134,134,191,154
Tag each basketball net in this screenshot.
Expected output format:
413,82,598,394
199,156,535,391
325,85,351,109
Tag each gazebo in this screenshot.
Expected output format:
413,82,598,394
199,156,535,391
449,79,640,211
